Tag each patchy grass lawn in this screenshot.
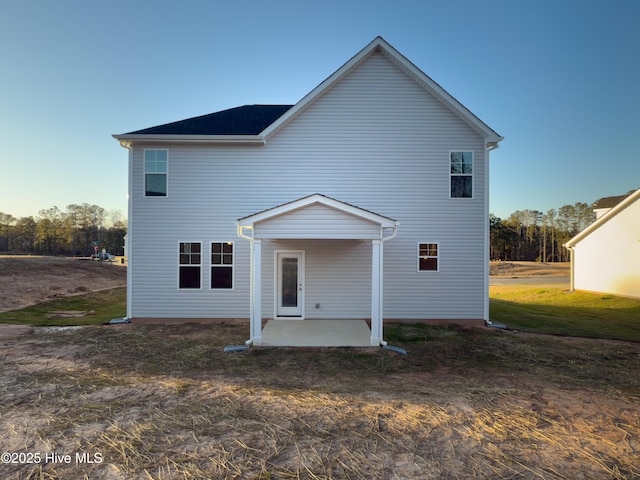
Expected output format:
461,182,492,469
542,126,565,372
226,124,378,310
1,322,639,479
490,286,640,341
0,287,126,326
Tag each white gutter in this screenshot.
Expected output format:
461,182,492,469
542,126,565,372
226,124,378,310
236,223,255,346
377,224,399,346
112,134,266,146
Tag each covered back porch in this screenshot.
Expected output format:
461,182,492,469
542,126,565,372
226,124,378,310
237,194,398,347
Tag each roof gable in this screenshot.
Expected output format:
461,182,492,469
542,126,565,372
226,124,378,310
237,194,397,228
260,37,503,147
114,37,502,149
565,187,640,247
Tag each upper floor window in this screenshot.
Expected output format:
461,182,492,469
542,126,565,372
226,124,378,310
145,149,168,197
450,151,473,198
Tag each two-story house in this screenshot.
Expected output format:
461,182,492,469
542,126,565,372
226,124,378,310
113,37,503,346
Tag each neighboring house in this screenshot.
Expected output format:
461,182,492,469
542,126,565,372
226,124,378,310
565,188,640,299
113,37,503,346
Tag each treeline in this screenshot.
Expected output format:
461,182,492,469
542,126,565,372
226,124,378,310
0,204,126,256
490,202,595,262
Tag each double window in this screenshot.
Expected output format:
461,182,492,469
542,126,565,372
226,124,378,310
418,243,439,272
178,242,234,290
450,151,473,198
145,150,168,197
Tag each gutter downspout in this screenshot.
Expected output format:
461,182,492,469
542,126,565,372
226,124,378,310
378,225,399,346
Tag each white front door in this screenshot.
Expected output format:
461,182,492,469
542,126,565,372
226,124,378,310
276,251,304,318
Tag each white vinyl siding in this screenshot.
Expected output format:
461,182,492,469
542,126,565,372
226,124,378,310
254,203,382,239
572,198,640,298
263,240,371,319
127,51,488,320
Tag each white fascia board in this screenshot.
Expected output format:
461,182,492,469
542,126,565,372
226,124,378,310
112,134,265,146
565,187,640,247
238,194,397,228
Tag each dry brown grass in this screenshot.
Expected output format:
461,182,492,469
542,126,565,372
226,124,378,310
490,261,570,277
1,323,639,479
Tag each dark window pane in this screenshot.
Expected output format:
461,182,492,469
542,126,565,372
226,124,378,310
419,257,438,271
179,266,201,289
191,254,201,265
212,243,222,254
222,255,232,265
223,243,233,254
451,176,472,198
191,243,201,254
211,266,233,289
212,254,222,264
179,254,190,265
145,174,167,196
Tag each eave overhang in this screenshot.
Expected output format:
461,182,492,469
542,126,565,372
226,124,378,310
112,133,265,148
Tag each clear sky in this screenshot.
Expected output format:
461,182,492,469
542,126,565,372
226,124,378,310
1,0,638,220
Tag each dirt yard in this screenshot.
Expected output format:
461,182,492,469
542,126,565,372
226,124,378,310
0,256,126,313
1,257,638,479
1,323,638,479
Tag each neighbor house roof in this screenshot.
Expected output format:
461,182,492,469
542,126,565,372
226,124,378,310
593,192,634,210
125,105,293,136
565,187,640,248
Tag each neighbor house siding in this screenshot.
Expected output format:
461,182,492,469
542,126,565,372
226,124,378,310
572,199,640,298
127,50,488,320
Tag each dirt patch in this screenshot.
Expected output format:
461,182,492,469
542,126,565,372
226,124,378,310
0,256,126,313
490,261,570,277
0,323,638,479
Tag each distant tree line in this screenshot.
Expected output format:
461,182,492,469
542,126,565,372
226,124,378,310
490,202,595,262
0,204,126,257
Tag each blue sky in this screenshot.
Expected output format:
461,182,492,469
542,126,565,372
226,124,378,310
1,0,638,220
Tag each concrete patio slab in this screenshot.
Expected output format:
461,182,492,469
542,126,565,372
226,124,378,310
260,319,373,347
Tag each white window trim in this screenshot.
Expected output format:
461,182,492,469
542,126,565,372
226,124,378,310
449,150,473,199
177,241,203,290
144,149,169,198
210,241,235,291
417,242,440,272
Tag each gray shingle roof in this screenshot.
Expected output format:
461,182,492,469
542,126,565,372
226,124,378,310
126,105,293,135
594,192,635,209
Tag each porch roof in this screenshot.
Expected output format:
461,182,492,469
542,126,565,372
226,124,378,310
236,194,398,240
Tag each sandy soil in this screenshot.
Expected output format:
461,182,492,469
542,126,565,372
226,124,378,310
0,256,126,313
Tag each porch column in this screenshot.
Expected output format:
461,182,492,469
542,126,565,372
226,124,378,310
250,239,262,345
370,239,383,346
